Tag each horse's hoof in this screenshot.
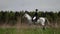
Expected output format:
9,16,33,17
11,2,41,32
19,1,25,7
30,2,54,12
43,27,45,30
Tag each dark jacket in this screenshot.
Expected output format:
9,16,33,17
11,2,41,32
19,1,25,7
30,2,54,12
32,12,38,22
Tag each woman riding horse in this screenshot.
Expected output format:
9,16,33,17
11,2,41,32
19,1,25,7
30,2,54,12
24,9,48,30
32,9,39,24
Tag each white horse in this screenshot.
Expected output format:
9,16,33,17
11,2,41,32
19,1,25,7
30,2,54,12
23,13,50,30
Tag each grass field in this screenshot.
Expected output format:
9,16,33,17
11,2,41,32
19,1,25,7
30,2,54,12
0,27,60,34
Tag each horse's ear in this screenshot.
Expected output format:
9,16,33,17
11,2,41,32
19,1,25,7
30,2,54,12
25,10,28,13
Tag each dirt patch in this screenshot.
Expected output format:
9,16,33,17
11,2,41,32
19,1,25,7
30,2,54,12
0,22,60,29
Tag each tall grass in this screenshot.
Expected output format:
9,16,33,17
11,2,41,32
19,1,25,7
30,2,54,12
0,27,60,34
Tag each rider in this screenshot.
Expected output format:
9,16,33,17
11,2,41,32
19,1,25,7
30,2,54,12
32,9,38,23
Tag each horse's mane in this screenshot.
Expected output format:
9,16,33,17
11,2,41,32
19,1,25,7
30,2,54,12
24,11,32,17
24,13,32,20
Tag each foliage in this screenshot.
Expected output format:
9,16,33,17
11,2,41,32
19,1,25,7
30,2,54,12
0,10,60,25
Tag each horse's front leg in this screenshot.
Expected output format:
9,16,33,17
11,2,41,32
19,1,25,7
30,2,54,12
42,25,45,30
41,22,46,30
28,20,33,25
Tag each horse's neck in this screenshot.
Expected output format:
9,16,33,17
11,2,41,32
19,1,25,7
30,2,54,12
25,13,32,20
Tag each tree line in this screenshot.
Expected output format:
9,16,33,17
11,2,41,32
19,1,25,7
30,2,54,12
0,10,60,25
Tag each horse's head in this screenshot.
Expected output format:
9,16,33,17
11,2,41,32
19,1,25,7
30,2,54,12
22,11,33,24
22,11,28,18
23,11,32,20
23,13,28,18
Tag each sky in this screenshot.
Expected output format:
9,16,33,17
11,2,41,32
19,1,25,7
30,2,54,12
0,0,60,12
